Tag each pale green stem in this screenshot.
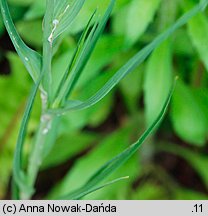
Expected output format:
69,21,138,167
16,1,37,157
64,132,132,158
42,0,54,105
22,111,59,200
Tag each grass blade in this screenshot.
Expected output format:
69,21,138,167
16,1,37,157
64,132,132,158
60,176,129,200
52,0,116,107
50,1,206,115
52,10,98,107
60,80,176,200
63,0,116,99
0,0,42,82
13,76,42,197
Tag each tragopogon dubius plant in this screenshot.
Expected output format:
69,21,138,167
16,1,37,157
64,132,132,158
0,0,208,199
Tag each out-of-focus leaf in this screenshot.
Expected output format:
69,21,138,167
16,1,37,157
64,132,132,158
76,70,115,128
131,182,167,200
144,40,172,126
113,0,161,47
119,52,144,113
8,0,33,7
173,29,194,55
0,0,42,82
192,88,208,126
42,132,99,169
24,0,46,20
47,121,140,199
157,143,208,188
120,67,143,113
67,0,129,34
126,0,161,46
171,81,207,146
25,0,130,29
75,35,124,89
0,53,31,199
174,188,208,200
0,12,4,36
8,0,34,6
17,19,43,48
182,0,208,71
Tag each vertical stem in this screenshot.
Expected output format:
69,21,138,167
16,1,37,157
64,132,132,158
42,0,54,104
23,112,59,200
20,0,57,200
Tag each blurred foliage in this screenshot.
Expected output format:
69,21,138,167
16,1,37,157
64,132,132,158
0,0,208,200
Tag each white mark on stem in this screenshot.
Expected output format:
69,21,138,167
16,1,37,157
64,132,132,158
42,128,49,135
41,114,52,135
48,19,59,46
47,4,70,46
41,114,51,123
25,57,29,61
40,90,48,110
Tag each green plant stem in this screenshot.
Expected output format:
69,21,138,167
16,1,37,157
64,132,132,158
22,112,59,199
42,0,54,105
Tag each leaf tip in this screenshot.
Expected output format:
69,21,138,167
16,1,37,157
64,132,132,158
122,176,130,180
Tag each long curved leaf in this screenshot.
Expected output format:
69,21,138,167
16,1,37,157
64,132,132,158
50,1,207,115
0,0,42,82
13,76,42,197
52,10,98,106
60,176,129,200
53,0,116,107
60,80,176,200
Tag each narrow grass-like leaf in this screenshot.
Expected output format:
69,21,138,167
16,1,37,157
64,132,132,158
13,76,42,197
53,0,116,107
50,1,207,115
0,0,42,82
60,176,129,200
64,0,115,98
52,10,98,106
60,80,176,200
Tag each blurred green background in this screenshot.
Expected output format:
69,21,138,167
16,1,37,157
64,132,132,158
0,0,208,200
